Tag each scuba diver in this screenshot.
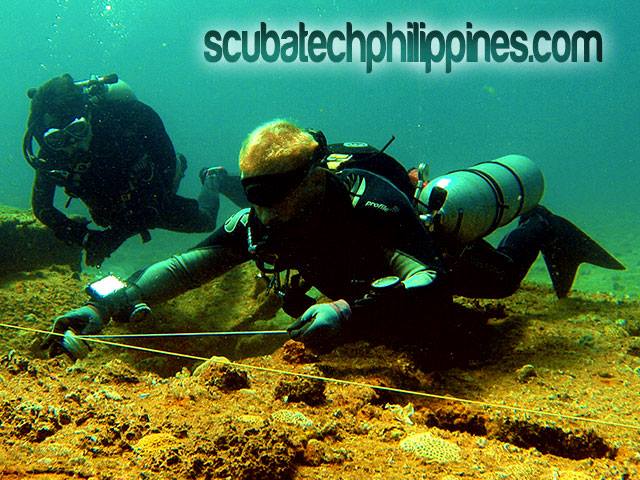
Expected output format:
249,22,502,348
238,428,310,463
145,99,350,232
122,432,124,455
41,119,625,359
23,73,249,266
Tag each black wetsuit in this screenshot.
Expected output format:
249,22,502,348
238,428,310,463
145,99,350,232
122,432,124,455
31,100,216,246
115,164,551,341
114,169,444,339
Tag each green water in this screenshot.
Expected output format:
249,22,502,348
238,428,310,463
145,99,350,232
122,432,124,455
1,1,638,297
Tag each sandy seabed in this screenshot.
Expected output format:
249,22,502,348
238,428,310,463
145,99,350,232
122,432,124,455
0,258,639,480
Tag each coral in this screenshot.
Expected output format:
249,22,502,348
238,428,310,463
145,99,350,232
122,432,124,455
94,358,140,384
134,433,184,471
399,432,462,464
515,363,538,383
271,409,314,429
274,366,326,405
196,363,250,391
274,375,326,406
135,432,181,451
384,402,415,425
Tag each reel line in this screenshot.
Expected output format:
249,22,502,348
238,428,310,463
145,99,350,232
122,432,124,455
1,321,639,431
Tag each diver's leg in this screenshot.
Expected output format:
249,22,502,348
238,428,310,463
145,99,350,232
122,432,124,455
169,155,221,230
156,195,216,233
160,167,229,232
494,207,550,283
196,169,222,228
448,240,525,298
219,174,250,208
498,206,624,298
450,206,624,299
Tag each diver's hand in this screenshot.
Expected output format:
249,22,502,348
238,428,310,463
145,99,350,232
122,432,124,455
84,229,127,266
199,166,228,190
41,305,105,359
58,216,90,246
287,300,351,351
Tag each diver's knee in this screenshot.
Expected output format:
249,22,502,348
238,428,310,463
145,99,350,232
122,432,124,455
476,276,522,299
493,281,521,298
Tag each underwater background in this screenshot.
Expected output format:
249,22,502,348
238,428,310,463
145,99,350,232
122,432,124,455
1,0,638,297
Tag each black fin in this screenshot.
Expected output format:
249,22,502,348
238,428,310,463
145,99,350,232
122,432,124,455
541,214,625,298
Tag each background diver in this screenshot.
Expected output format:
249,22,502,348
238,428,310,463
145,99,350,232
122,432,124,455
23,73,249,267
41,119,625,359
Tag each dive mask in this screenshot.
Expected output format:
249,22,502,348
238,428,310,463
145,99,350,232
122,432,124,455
42,116,90,151
241,166,313,207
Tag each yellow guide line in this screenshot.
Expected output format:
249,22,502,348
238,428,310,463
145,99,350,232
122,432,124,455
1,322,638,431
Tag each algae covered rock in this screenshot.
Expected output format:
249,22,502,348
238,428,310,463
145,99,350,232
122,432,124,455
189,421,302,480
194,359,250,391
0,204,81,276
274,365,326,406
134,433,184,471
125,263,288,369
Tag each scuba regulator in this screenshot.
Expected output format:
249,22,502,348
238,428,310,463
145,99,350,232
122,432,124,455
414,154,544,245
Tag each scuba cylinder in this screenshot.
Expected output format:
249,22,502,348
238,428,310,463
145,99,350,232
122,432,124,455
415,154,544,244
74,73,137,104
104,79,136,102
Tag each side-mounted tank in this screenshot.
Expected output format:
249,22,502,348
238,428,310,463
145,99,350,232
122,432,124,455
415,154,544,244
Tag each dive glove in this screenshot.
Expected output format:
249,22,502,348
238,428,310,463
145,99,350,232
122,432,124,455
84,228,127,266
57,216,90,247
287,299,351,351
41,274,150,360
41,304,105,360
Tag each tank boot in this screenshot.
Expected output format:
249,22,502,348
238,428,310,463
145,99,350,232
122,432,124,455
527,206,625,298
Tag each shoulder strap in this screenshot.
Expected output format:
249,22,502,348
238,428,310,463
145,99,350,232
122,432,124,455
323,142,415,198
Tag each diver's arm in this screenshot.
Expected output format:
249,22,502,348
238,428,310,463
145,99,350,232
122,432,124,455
349,248,446,327
31,171,88,245
45,211,253,360
341,170,449,327
288,248,446,349
100,209,253,321
114,245,247,315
